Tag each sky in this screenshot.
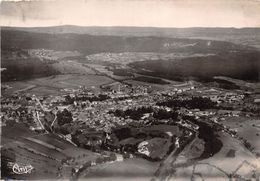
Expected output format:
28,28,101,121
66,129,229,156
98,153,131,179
1,0,260,27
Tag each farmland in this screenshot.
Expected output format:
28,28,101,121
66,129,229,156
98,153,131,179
80,158,159,181
1,122,100,180
2,74,114,96
220,117,260,156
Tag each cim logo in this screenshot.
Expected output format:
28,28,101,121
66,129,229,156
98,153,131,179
12,163,34,174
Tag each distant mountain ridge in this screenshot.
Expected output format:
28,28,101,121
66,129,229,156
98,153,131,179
1,29,255,53
3,25,260,50
2,25,260,35
1,27,259,82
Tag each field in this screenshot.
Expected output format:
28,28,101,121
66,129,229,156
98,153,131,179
3,74,114,96
80,157,159,181
51,60,96,75
221,117,260,156
85,52,215,65
1,123,99,179
172,131,260,181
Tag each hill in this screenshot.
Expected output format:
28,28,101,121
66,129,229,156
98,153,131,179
1,28,260,82
3,26,260,49
129,51,260,81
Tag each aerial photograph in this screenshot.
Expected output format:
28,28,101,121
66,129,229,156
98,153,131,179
1,0,260,180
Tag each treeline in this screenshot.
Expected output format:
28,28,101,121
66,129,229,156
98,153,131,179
133,76,170,85
109,107,153,120
182,115,223,159
109,106,180,121
111,68,134,77
129,51,260,81
157,97,216,110
1,57,58,82
153,109,178,120
64,94,110,104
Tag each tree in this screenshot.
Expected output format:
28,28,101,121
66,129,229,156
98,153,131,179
153,109,178,120
64,95,74,104
57,109,73,126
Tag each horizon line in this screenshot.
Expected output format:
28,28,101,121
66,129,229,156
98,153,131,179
2,24,260,29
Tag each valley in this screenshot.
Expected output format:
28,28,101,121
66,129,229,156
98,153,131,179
1,26,260,181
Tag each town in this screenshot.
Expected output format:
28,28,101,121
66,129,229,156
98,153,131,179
2,80,259,153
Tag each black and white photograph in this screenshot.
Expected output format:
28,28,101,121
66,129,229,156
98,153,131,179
1,0,260,180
